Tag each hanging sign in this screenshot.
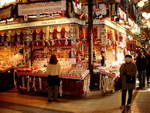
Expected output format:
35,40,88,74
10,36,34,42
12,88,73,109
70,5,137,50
18,1,66,16
81,3,108,19
0,6,12,20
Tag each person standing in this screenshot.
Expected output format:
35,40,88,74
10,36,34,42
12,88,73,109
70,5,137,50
100,51,106,66
136,50,147,89
146,49,150,86
120,55,137,109
47,55,61,102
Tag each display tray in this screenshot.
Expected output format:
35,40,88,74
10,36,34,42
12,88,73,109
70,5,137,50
16,70,89,80
15,72,90,96
99,69,118,78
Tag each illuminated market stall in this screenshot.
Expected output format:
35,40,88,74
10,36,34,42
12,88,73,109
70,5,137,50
0,0,141,96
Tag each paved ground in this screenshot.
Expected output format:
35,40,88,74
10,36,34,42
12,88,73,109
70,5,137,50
129,88,150,113
0,87,150,113
0,89,122,113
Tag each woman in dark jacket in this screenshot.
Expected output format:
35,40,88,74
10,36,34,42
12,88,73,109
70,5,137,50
47,55,61,102
120,55,137,109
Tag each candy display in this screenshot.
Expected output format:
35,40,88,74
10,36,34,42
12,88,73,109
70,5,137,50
0,47,23,72
15,38,90,96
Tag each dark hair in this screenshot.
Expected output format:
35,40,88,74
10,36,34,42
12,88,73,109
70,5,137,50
125,55,132,58
49,55,58,64
101,51,105,54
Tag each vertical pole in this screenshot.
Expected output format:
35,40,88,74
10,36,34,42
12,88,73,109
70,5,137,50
88,0,94,89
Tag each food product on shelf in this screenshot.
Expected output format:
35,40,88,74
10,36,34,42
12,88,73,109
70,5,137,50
0,47,23,72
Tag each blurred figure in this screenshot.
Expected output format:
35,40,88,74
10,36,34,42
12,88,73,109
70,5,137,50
146,48,150,86
120,55,137,109
47,55,61,102
100,51,106,66
136,50,147,89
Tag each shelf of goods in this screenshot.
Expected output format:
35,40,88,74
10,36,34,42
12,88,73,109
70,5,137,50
15,63,90,96
99,66,119,93
0,47,23,91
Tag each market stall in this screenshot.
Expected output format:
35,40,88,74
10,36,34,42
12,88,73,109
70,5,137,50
91,20,127,92
4,22,89,96
0,47,23,91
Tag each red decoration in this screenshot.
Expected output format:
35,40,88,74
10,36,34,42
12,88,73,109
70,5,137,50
75,0,78,7
111,17,114,21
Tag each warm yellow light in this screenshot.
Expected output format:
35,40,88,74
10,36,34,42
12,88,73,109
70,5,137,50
0,0,16,7
137,1,145,7
142,12,150,19
143,0,148,2
142,12,147,17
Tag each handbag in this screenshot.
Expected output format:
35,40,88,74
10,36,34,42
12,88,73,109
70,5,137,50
126,75,135,83
114,77,122,90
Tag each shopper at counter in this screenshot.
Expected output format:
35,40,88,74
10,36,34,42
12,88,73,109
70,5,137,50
47,55,61,102
120,55,137,109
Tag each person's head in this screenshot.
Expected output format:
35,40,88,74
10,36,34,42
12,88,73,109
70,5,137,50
101,51,105,56
125,55,132,63
136,50,141,56
49,55,58,64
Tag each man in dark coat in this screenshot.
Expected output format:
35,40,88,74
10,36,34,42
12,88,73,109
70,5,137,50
146,49,150,86
120,55,137,109
136,50,147,88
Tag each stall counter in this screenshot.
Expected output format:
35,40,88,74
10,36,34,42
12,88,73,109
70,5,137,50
16,70,90,96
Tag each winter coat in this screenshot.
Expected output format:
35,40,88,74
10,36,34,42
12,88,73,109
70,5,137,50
146,55,150,75
136,55,147,71
120,62,137,89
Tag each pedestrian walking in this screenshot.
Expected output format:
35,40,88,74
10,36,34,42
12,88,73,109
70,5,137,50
120,55,137,109
146,49,150,86
47,55,61,102
136,50,147,89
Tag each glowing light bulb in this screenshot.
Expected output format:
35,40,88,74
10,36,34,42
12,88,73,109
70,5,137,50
137,1,145,7
142,12,147,17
